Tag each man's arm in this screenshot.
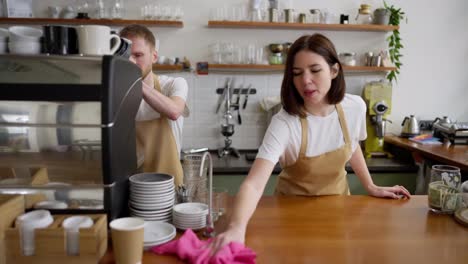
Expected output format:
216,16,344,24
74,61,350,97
142,81,186,121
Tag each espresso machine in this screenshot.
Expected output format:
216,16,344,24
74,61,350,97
362,81,392,158
0,54,142,220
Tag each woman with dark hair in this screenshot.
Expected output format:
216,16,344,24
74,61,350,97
209,34,410,253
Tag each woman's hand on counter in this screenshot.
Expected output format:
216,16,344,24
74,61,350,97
366,183,411,199
208,224,246,256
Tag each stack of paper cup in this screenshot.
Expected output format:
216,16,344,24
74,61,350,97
15,210,54,256
62,216,94,255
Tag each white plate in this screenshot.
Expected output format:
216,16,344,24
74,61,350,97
130,173,174,185
144,231,176,250
136,215,172,222
130,190,175,199
129,199,174,210
130,185,174,194
144,221,176,243
130,196,174,204
173,202,208,216
130,181,174,189
174,223,206,230
130,206,173,215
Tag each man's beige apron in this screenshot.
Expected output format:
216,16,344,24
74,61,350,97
275,104,352,196
136,74,183,186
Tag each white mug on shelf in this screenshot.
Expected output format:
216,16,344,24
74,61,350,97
75,25,121,56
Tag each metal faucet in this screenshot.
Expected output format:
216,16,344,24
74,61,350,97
200,151,215,237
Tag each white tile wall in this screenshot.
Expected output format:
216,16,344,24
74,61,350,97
166,71,382,151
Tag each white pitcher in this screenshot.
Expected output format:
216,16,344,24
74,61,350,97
76,25,121,55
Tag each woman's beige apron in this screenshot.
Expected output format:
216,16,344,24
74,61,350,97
275,104,352,196
136,74,183,186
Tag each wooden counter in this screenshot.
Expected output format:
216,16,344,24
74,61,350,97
100,196,468,263
385,134,468,171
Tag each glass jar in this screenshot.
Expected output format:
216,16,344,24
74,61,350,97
338,52,356,66
310,9,321,24
355,4,373,24
269,53,283,65
428,165,462,214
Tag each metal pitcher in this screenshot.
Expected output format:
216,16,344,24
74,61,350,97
401,115,420,137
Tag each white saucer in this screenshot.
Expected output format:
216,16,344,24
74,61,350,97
144,221,176,244
173,202,208,215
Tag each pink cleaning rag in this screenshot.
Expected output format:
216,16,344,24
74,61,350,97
151,229,256,264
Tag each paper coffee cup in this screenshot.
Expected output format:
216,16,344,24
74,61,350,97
110,217,145,264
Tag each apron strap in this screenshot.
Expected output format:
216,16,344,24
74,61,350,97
298,118,308,158
336,104,351,145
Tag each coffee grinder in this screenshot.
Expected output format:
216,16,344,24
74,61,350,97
362,81,392,158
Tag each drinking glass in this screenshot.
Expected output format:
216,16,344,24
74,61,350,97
428,165,462,214
212,187,228,221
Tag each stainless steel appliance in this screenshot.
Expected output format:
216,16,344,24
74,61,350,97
0,54,142,220
433,121,468,145
401,115,420,138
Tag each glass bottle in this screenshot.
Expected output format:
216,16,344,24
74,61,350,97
110,0,124,19
355,4,373,24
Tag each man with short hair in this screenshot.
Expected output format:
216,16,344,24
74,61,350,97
120,25,188,186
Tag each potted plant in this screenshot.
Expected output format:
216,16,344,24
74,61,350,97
383,1,407,84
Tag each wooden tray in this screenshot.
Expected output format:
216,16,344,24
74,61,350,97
5,214,107,264
0,195,25,264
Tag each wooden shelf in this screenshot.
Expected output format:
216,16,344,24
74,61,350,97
0,18,183,27
209,64,396,72
342,65,396,71
152,64,184,71
209,64,284,70
208,21,398,32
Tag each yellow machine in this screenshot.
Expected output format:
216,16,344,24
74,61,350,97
362,81,393,158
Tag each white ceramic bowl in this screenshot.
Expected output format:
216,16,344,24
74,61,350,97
0,28,9,42
9,26,42,42
8,41,41,54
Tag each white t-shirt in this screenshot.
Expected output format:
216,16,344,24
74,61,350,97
135,75,189,154
257,94,367,168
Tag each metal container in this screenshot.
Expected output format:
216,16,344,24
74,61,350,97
299,13,307,23
268,8,278,22
284,9,295,23
401,115,421,137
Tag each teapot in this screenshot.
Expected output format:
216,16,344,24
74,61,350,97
401,115,420,137
433,116,452,125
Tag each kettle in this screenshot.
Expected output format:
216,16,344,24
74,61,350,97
433,116,452,126
401,115,420,137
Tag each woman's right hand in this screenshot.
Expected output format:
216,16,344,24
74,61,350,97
208,225,246,256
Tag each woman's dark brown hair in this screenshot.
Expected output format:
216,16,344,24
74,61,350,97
281,34,345,117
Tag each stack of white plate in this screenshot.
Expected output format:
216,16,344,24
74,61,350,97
143,221,177,250
172,202,208,230
129,173,175,222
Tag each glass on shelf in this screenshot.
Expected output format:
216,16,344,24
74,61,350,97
355,4,373,24
110,0,125,19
